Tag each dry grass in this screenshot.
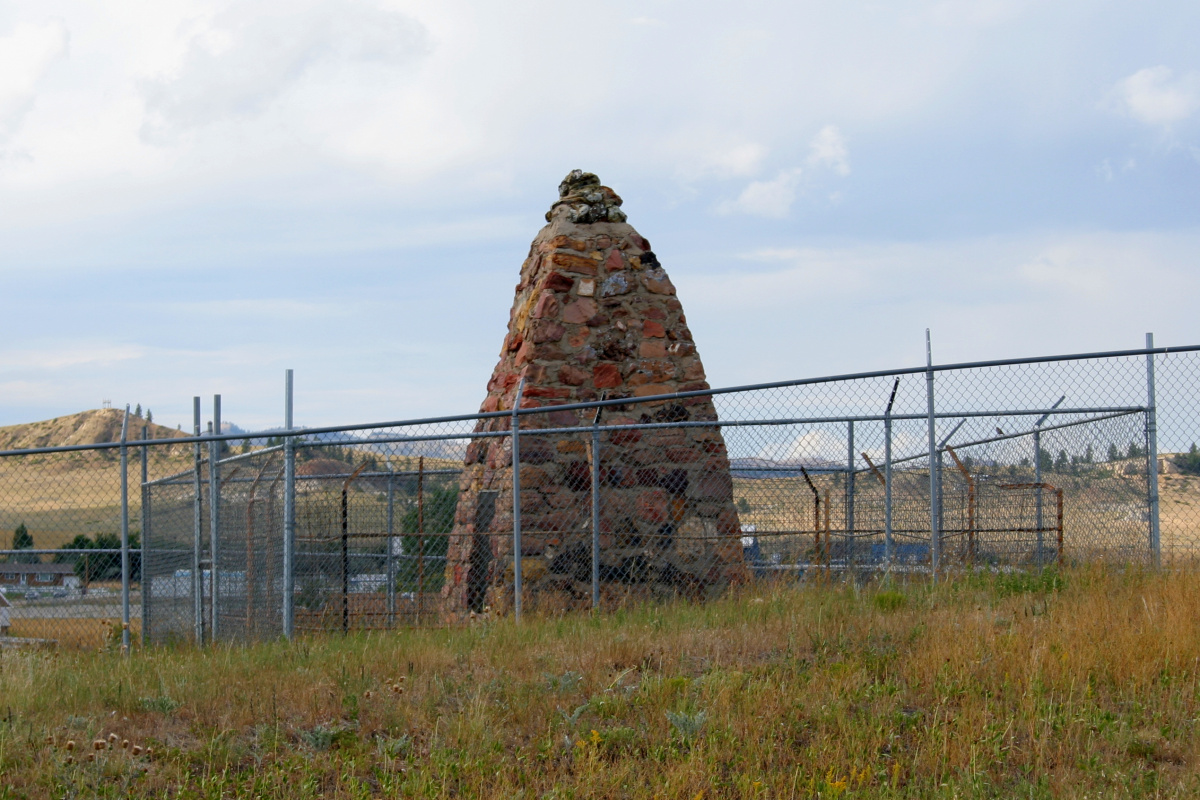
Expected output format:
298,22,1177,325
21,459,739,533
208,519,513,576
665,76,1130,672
1,567,1200,797
8,617,139,650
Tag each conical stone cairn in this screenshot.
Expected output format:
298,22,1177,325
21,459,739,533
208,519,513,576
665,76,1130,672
443,171,747,614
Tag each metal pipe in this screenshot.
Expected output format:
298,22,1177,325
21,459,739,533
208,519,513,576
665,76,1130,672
1145,333,1161,568
208,395,221,643
341,462,368,635
925,330,939,576
884,378,899,569
93,342,1193,438
0,404,1150,460
140,425,149,646
590,404,603,609
845,421,855,572
511,377,526,621
417,456,425,626
192,397,203,645
119,406,130,655
283,370,295,639
386,463,395,627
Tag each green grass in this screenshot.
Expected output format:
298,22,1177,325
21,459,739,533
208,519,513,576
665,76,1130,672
2,567,1200,798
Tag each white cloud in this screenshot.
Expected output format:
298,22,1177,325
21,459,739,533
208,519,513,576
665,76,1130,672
140,0,427,139
0,20,69,141
718,168,803,218
1107,66,1200,128
0,343,145,371
806,124,850,175
757,428,847,462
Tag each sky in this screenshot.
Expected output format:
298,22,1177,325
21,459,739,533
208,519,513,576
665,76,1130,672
1,0,1198,432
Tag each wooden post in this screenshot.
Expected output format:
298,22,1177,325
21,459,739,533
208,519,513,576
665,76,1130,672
946,447,975,565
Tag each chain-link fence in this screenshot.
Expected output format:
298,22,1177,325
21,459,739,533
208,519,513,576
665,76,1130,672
2,343,1198,647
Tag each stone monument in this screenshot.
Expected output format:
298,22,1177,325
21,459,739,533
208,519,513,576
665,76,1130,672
443,171,746,614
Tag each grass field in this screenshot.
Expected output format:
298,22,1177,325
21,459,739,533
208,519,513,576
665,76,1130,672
2,567,1200,798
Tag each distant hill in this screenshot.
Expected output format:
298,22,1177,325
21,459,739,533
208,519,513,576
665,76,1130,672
0,409,188,451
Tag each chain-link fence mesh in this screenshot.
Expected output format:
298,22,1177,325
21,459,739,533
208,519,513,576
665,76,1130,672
3,346,1199,647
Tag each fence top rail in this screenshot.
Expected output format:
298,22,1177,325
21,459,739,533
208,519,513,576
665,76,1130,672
0,549,135,556
0,343,1194,458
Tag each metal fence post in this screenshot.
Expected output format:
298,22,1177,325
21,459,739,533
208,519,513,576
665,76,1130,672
925,331,939,576
283,371,295,639
417,456,426,625
140,425,149,646
192,397,203,645
119,406,131,655
208,395,221,642
884,379,898,569
511,377,526,620
1145,332,1161,568
846,421,855,572
386,462,396,627
590,406,602,609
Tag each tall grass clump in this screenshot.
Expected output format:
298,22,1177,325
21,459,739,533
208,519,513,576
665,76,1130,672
0,566,1199,797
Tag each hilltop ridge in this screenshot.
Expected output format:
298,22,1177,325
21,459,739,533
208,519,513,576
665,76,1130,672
0,409,187,451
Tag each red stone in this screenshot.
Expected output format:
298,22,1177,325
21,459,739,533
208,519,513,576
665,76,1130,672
547,407,579,426
464,439,487,465
521,363,547,382
636,469,660,486
609,427,642,445
558,364,589,386
682,361,705,381
529,320,565,344
531,292,559,320
665,446,703,463
548,235,586,251
604,250,624,271
640,340,667,358
633,383,674,397
562,298,597,324
550,252,599,275
542,271,574,292
642,320,666,338
525,386,570,399
480,395,500,413
593,362,622,389
696,473,733,502
668,342,695,357
506,333,523,352
567,328,590,349
636,489,668,523
643,270,675,295
643,307,666,320
679,381,710,392
542,485,575,509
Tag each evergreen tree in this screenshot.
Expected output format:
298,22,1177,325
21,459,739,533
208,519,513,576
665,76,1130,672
1179,443,1200,476
146,409,153,423
1107,443,1121,462
10,523,37,564
1084,444,1094,464
1037,447,1053,472
1055,450,1069,471
1128,441,1144,459
134,403,142,418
